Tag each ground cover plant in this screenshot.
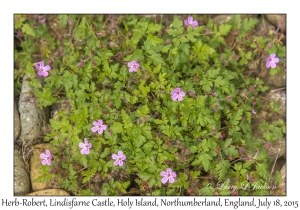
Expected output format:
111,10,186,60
14,14,286,196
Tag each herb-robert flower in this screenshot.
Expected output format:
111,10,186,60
266,53,279,69
35,61,51,77
184,16,198,29
112,151,126,166
40,149,52,165
160,168,177,184
171,88,185,101
79,138,92,155
91,119,107,134
127,61,140,72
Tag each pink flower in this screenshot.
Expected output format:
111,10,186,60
266,53,279,69
127,61,140,72
160,168,176,184
184,16,198,29
112,151,126,166
254,149,259,158
252,109,257,115
171,88,186,101
35,61,51,77
40,150,52,165
79,138,92,155
91,119,107,134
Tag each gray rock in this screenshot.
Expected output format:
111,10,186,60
265,138,286,164
14,149,31,196
18,74,49,145
264,14,286,33
266,91,286,119
271,157,285,173
258,60,286,88
255,16,276,36
212,14,258,26
14,100,21,141
26,189,70,196
30,143,53,192
278,163,286,193
252,91,286,163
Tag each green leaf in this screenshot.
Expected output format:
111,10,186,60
59,15,69,27
148,177,156,188
147,34,164,46
137,172,153,181
110,122,123,134
242,18,259,32
221,138,232,149
273,127,283,140
231,108,243,126
135,134,146,147
100,148,111,158
193,153,212,171
22,23,36,37
215,160,231,181
240,119,252,134
270,102,281,114
136,105,149,116
15,16,26,29
147,23,163,33
138,80,150,97
198,186,215,196
172,16,183,29
258,122,269,130
223,146,239,156
148,53,164,65
121,110,133,129
219,24,232,36
256,162,269,180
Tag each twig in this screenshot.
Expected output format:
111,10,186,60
76,166,88,174
269,148,280,183
71,15,81,44
269,87,286,93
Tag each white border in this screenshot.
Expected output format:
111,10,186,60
2,0,299,209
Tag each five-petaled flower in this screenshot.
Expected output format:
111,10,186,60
160,168,177,184
266,53,279,69
91,119,107,134
127,61,140,72
35,61,51,77
171,88,186,101
112,151,126,166
184,16,198,29
40,149,52,165
79,138,92,155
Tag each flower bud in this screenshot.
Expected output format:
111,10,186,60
232,190,238,196
233,30,238,37
68,19,73,26
232,54,239,60
48,58,53,65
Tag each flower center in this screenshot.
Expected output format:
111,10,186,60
176,91,180,95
